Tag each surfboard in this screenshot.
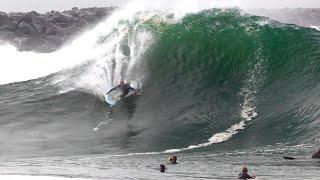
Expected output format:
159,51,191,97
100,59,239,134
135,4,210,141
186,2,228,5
105,86,139,107
105,87,123,106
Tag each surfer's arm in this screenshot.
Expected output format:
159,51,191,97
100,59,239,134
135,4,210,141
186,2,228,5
129,86,141,95
128,86,136,91
106,87,117,94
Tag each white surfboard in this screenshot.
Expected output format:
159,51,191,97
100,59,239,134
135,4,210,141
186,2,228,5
105,87,123,106
105,86,139,107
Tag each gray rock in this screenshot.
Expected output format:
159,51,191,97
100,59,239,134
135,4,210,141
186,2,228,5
50,12,73,27
0,12,10,26
16,21,38,36
0,7,116,52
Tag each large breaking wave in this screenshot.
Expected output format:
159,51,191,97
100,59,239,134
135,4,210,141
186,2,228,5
0,1,320,157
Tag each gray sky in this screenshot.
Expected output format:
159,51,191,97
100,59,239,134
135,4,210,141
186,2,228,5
1,0,320,12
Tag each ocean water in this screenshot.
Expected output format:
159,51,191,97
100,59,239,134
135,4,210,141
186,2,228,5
1,0,320,179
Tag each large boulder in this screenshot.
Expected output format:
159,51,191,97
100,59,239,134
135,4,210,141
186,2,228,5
16,21,38,36
0,12,10,26
0,30,14,40
50,12,74,28
0,7,116,52
95,9,106,18
19,14,33,24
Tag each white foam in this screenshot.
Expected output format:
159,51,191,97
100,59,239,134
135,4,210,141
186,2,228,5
52,0,246,97
310,26,320,31
0,0,243,86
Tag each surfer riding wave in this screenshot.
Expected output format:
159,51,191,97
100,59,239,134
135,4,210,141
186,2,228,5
105,80,140,110
106,80,139,98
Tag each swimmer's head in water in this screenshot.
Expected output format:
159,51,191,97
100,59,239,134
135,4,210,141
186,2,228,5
172,156,177,163
169,155,177,164
160,164,165,172
242,167,248,173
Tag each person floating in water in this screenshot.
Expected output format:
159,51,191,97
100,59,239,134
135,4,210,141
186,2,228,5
106,80,138,98
283,156,296,160
160,164,166,173
238,167,256,179
168,155,178,164
312,148,320,159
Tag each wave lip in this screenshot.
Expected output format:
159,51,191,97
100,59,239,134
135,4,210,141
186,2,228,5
0,0,234,85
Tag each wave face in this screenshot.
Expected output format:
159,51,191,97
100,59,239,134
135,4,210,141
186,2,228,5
1,8,320,157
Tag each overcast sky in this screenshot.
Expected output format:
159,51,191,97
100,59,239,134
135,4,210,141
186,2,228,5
1,0,320,12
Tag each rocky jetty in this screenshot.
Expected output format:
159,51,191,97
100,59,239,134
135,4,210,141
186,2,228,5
0,7,115,52
247,8,320,27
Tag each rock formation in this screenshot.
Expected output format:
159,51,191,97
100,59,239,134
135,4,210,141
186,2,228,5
0,7,115,52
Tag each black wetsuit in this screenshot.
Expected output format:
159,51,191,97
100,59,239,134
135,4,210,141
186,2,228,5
312,151,320,159
238,173,253,179
107,84,135,97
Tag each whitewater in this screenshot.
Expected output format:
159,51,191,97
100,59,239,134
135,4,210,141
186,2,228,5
0,0,238,85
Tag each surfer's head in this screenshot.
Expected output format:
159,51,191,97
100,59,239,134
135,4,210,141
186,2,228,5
120,80,125,86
